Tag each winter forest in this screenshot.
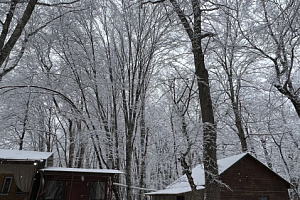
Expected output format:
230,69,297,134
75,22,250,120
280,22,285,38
0,0,299,199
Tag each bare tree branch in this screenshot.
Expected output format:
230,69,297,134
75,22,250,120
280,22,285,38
141,0,166,4
201,7,219,12
0,85,80,113
36,0,80,7
169,0,194,40
0,0,18,50
0,0,38,67
28,9,85,37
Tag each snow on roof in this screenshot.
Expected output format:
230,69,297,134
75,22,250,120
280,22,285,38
218,153,248,173
146,153,247,195
41,167,124,174
147,185,205,195
0,149,53,161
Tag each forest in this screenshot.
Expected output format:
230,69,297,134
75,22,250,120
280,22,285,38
0,0,299,200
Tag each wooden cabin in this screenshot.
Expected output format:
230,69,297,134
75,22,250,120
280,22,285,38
0,149,123,200
0,149,53,200
37,167,123,200
147,153,291,200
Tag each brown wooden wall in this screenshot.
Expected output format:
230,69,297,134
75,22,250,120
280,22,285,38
149,154,290,200
220,155,290,200
150,193,195,200
39,172,112,200
0,173,25,200
150,190,205,200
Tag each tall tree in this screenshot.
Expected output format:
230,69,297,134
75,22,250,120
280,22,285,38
237,0,300,117
0,0,38,80
0,0,81,81
236,0,300,198
143,0,220,199
168,76,203,200
209,1,252,152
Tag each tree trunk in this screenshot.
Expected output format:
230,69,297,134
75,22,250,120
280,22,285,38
19,93,31,150
180,153,203,200
232,101,248,152
260,136,272,169
68,119,75,168
227,69,248,152
194,48,220,200
179,111,203,200
0,0,38,68
275,84,300,118
138,98,148,200
111,71,121,200
169,0,220,199
125,122,134,200
77,122,85,168
192,1,220,199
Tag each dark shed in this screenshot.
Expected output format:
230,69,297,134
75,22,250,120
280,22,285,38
147,153,290,200
38,167,123,200
0,149,53,200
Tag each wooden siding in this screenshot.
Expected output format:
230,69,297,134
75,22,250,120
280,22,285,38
148,154,290,200
151,193,192,200
151,195,177,200
0,174,25,200
39,172,113,200
220,155,290,200
150,190,204,200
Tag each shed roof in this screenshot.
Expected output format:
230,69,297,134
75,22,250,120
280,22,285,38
41,167,124,174
0,149,53,161
147,153,288,195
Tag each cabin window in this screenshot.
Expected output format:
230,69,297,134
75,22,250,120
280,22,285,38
89,181,106,200
258,197,269,200
1,177,13,195
44,180,64,200
177,196,185,200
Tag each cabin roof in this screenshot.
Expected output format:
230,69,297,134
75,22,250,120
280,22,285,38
0,149,53,161
146,153,288,195
147,153,246,195
41,167,124,174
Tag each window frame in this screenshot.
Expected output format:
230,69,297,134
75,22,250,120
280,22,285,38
0,176,13,195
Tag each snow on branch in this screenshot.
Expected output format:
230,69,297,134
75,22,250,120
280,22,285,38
0,0,80,7
141,0,166,4
37,0,80,7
